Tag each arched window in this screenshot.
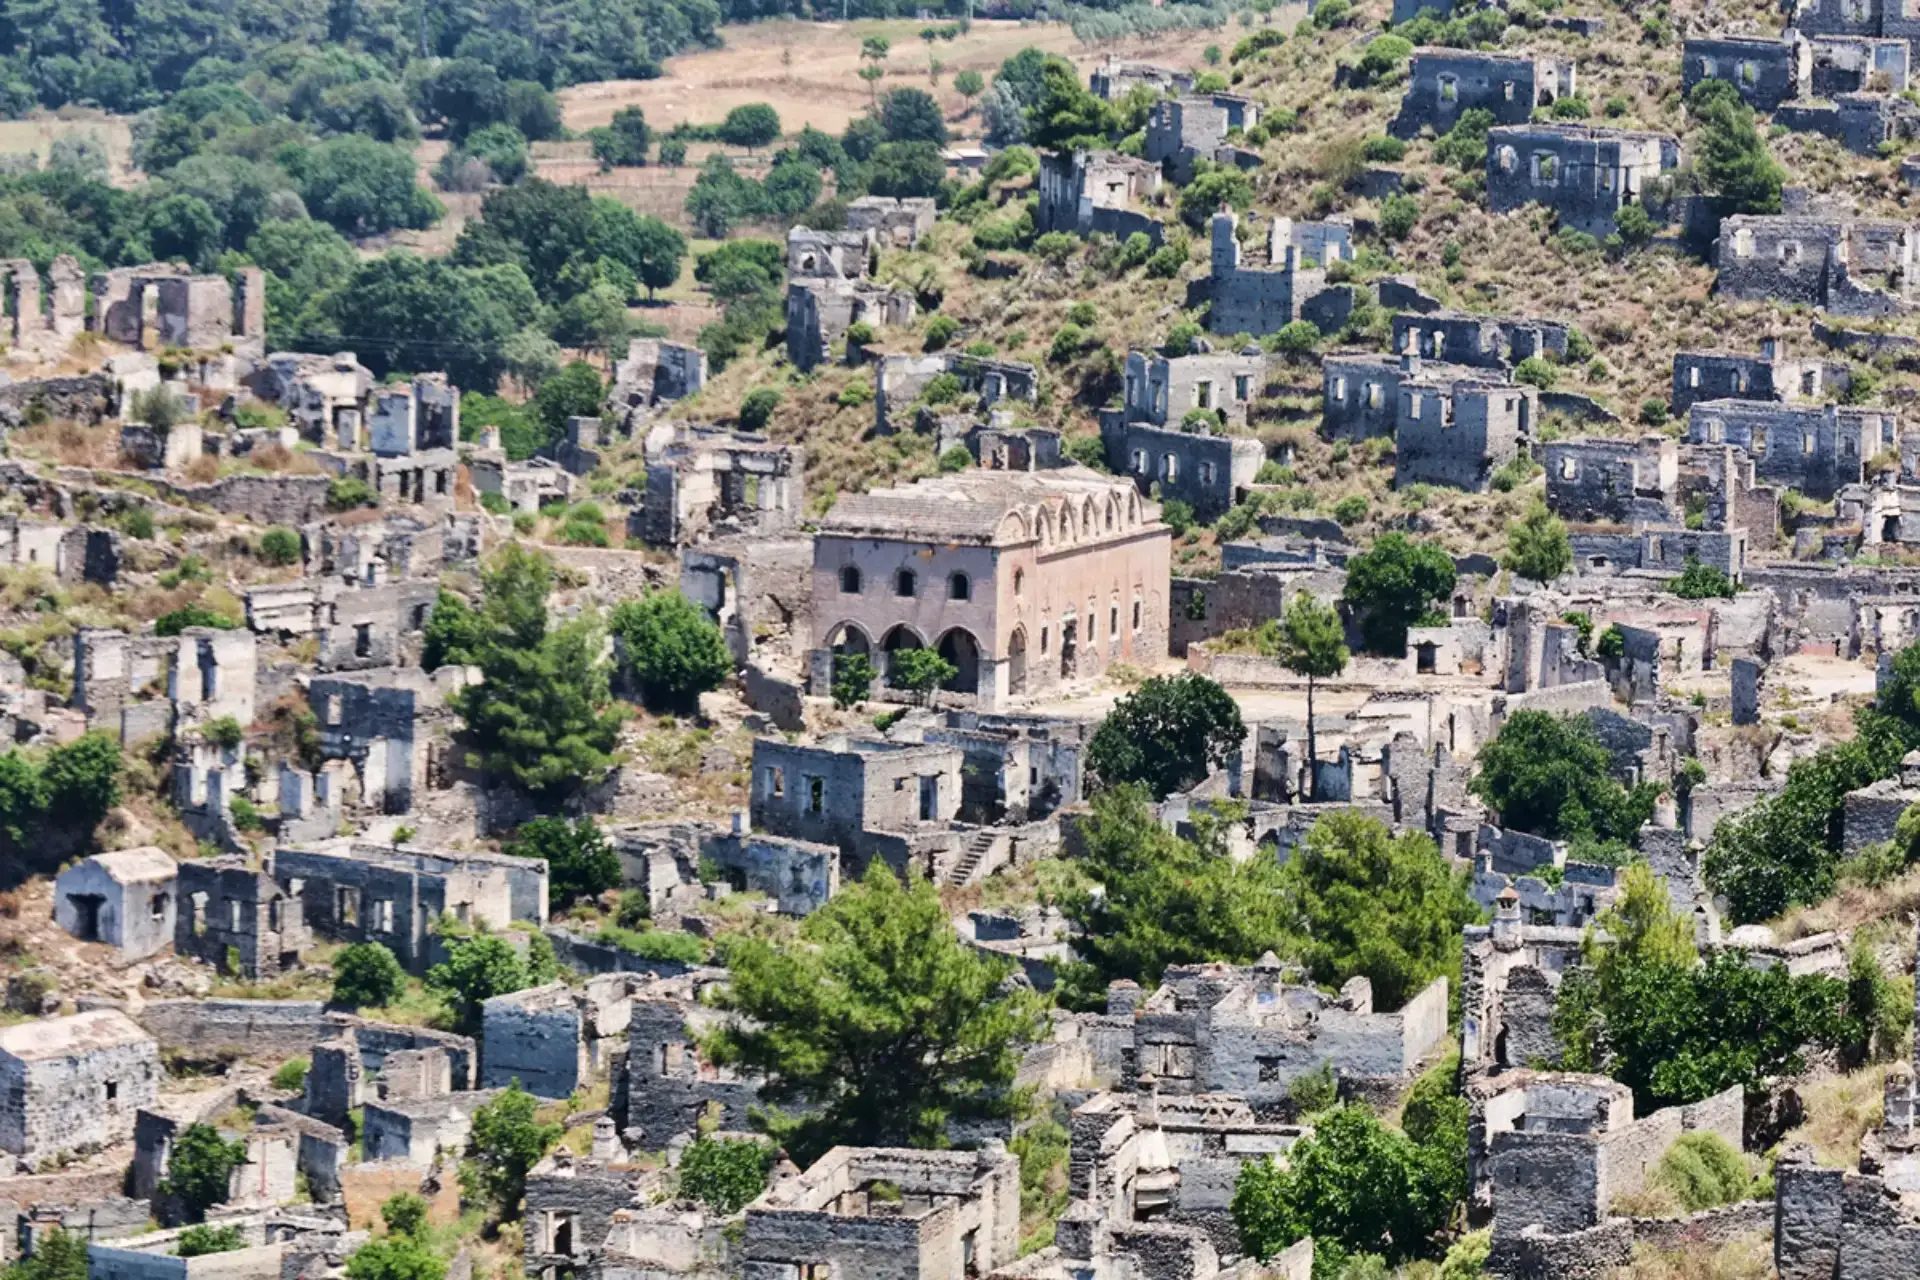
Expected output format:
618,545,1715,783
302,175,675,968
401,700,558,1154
949,573,971,601
840,566,862,594
1013,569,1025,596
895,569,918,597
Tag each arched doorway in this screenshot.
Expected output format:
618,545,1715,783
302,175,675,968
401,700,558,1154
1059,614,1079,680
827,623,871,656
936,628,981,694
1007,627,1028,696
881,625,925,687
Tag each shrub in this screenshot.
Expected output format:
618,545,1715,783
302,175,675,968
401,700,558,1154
610,591,734,711
175,1226,245,1258
1651,1133,1750,1211
1048,323,1089,364
1161,499,1195,536
1354,34,1413,84
677,1137,775,1213
1032,231,1078,263
1333,495,1368,525
1378,193,1418,241
924,315,960,350
163,1124,249,1222
1670,556,1737,600
1550,95,1591,119
271,1057,309,1093
122,508,155,539
332,941,407,1009
837,380,873,407
1165,320,1203,355
326,476,376,510
938,445,973,472
1512,356,1558,390
1144,243,1186,278
739,387,781,431
921,372,964,404
257,527,301,566
1640,398,1670,426
845,320,875,346
1067,301,1097,327
1313,0,1352,26
154,604,238,636
1361,135,1407,163
1269,320,1321,356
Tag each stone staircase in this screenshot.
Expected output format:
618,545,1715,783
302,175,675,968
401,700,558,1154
947,829,997,886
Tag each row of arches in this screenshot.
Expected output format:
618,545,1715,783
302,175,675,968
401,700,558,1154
829,619,1095,698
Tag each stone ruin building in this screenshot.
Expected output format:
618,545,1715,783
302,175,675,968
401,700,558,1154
608,337,708,431
1392,371,1539,492
1685,396,1894,498
784,225,917,371
1089,53,1194,100
1205,211,1355,337
806,467,1171,707
1391,49,1578,139
273,839,549,972
844,195,937,248
1101,345,1269,521
0,1009,160,1161
1145,91,1262,183
52,845,178,961
1671,335,1848,413
175,857,309,979
1035,148,1165,246
872,350,1039,433
641,422,804,547
1684,34,1814,110
1484,124,1678,237
1715,214,1917,315
1112,956,1451,1108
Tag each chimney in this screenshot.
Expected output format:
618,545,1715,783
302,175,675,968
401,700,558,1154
1492,886,1522,951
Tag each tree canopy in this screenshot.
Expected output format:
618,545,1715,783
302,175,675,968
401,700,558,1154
1341,533,1456,656
1276,811,1482,1010
426,929,560,1035
610,590,734,711
450,545,625,800
1470,710,1658,855
1056,786,1289,1007
1503,501,1571,584
1086,673,1246,800
704,860,1049,1163
508,816,620,911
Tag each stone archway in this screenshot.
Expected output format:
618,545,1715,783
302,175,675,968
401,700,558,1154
1007,627,1028,696
882,625,925,688
936,628,981,694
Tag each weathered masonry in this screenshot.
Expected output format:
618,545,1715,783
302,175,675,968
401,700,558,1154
1682,35,1811,111
1485,124,1677,237
0,1009,159,1161
1714,214,1917,315
1685,398,1894,498
1392,50,1577,138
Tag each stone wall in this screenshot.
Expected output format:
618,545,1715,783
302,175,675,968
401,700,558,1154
136,999,328,1061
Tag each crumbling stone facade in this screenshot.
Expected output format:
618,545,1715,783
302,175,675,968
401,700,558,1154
1205,212,1354,337
1683,34,1811,110
1391,310,1571,371
641,424,803,547
619,970,761,1147
0,1010,158,1161
1036,150,1165,246
608,338,706,429
1392,49,1577,139
1543,435,1679,524
1110,421,1266,523
1323,352,1478,441
1671,337,1846,414
1120,957,1451,1108
742,1146,1021,1280
1776,89,1920,154
1393,373,1537,492
845,196,937,248
1715,214,1917,315
1145,93,1261,182
1485,124,1676,237
1089,54,1193,99
1686,397,1893,498
175,858,309,979
872,352,1038,432
481,976,637,1098
275,840,548,973
52,846,176,960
